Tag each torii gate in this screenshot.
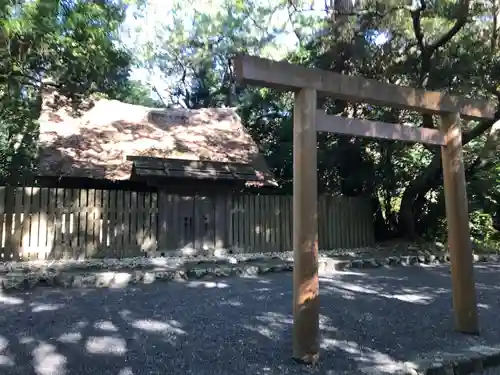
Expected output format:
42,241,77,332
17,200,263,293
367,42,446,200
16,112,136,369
233,55,496,364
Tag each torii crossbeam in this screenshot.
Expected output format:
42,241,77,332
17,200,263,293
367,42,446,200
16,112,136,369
233,54,496,364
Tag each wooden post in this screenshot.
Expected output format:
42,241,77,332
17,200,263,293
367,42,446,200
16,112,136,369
439,113,479,335
292,88,320,363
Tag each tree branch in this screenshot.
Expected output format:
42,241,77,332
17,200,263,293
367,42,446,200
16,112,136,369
428,0,470,53
410,1,426,52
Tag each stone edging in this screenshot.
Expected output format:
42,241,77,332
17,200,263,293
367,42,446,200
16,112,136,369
393,344,500,374
0,252,499,292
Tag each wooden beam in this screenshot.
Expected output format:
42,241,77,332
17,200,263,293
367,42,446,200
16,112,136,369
316,112,446,145
439,113,479,335
233,55,496,120
293,88,320,363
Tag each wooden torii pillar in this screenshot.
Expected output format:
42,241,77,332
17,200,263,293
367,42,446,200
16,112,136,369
233,55,496,363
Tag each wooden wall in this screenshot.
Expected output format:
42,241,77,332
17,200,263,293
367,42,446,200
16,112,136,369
0,186,374,260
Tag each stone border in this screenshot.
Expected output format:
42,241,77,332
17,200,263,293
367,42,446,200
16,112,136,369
324,252,500,272
0,252,499,292
393,344,500,374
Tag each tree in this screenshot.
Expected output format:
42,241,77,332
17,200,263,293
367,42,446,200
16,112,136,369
0,0,134,183
123,0,500,244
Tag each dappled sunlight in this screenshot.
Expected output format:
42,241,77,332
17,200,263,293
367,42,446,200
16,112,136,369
94,320,119,332
244,311,336,342
185,280,229,288
18,335,35,345
218,299,243,307
244,311,292,341
57,332,82,344
118,367,134,375
0,265,498,374
130,319,186,335
0,293,24,306
322,339,406,373
0,335,14,368
0,354,15,367
30,302,65,313
388,293,433,304
321,275,438,305
85,336,127,356
32,342,67,375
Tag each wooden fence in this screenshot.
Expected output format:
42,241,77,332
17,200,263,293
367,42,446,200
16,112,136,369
0,187,374,261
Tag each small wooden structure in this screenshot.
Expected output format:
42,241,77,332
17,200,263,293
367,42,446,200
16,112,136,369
233,54,496,363
0,92,376,260
37,91,277,193
28,93,278,256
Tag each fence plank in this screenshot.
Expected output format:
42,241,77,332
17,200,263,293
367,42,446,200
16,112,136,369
3,188,15,259
129,191,139,253
157,191,167,253
39,188,49,258
86,189,95,257
101,190,109,254
108,190,117,257
0,187,375,258
117,189,125,257
94,189,103,254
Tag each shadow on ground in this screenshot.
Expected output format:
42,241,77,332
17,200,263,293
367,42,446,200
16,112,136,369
0,263,499,375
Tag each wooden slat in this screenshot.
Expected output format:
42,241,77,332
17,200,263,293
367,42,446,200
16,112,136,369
39,188,49,258
247,194,255,252
20,187,32,259
214,194,226,249
236,196,244,252
265,195,273,252
272,195,280,251
316,113,446,146
101,190,109,253
77,189,86,258
116,189,125,257
226,195,232,251
135,191,144,253
86,189,96,257
129,191,139,253
9,188,23,259
30,187,41,259
157,191,168,253
194,196,202,251
67,189,77,257
170,194,179,250
233,54,496,120
149,192,156,252
52,188,64,259
108,190,117,257
94,189,103,255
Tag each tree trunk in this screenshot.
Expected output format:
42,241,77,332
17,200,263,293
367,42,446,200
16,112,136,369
398,152,442,239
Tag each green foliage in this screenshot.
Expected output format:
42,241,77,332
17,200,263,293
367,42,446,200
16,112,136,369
111,80,163,108
0,0,134,183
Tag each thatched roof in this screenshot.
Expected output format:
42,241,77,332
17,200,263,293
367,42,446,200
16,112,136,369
37,93,277,186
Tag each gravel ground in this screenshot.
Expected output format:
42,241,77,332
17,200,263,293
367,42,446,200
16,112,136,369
0,263,500,375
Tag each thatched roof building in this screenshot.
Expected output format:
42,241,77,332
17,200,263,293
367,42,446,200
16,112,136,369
37,92,277,188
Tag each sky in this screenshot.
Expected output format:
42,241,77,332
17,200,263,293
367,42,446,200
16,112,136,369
119,0,328,92
118,0,374,102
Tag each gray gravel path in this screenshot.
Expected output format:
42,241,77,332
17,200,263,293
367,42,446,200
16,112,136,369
0,263,500,375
